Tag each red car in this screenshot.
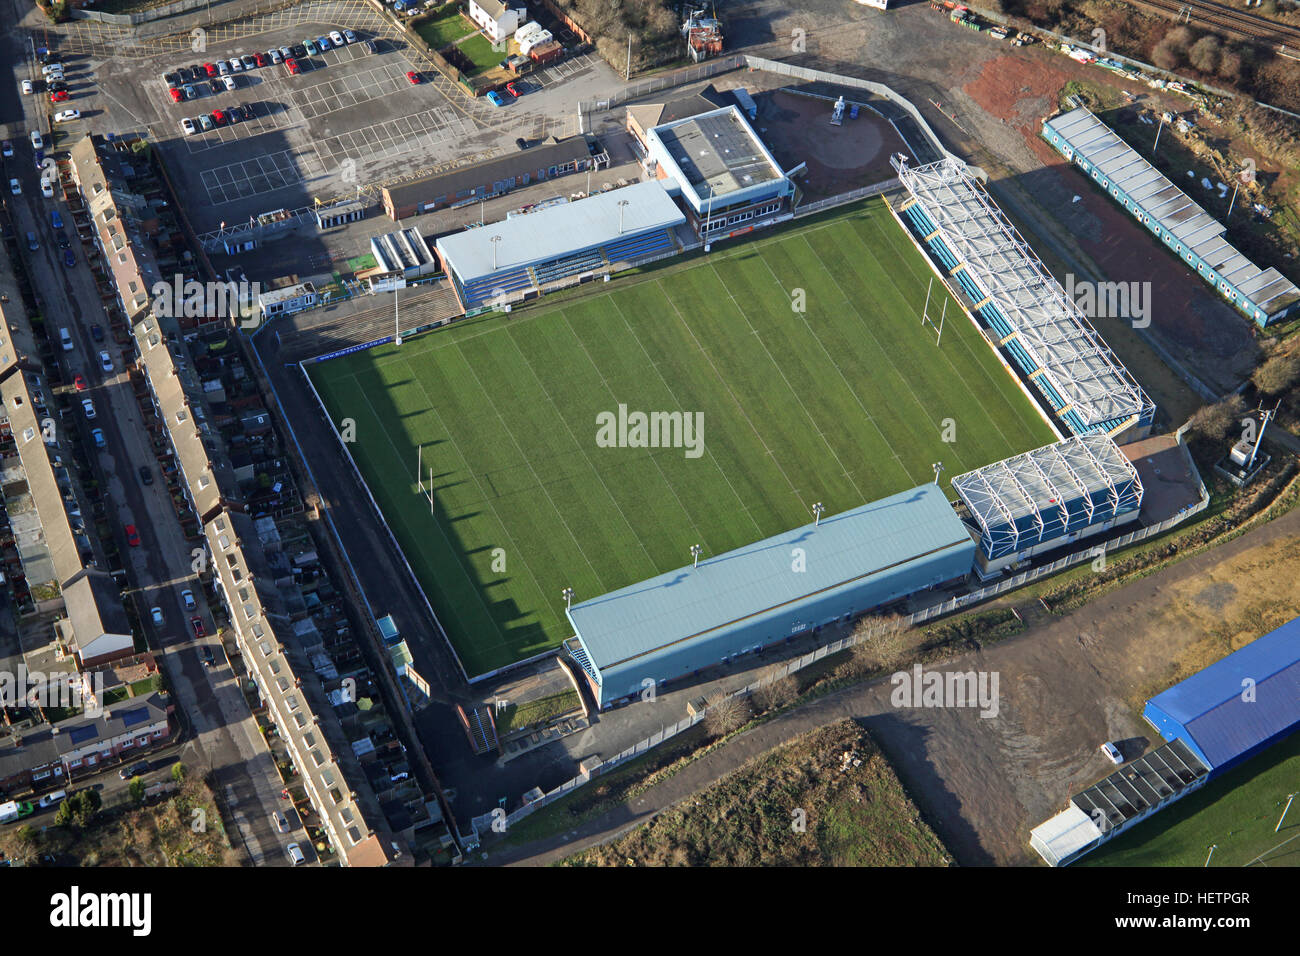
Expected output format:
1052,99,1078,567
51,90,70,103
254,52,268,67
125,524,141,547
203,62,218,77
505,81,519,97
73,374,87,391
190,616,206,638
406,70,420,85
168,87,183,103
284,57,300,75
211,109,226,126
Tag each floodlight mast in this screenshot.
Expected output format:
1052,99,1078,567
932,462,944,485
690,543,703,569
562,587,574,609
812,501,824,527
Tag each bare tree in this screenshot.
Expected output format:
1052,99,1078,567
850,612,914,672
1188,394,1247,444
1252,352,1300,396
1188,35,1222,74
1151,41,1181,71
703,693,749,737
753,674,799,713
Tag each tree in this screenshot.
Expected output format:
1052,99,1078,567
1165,26,1197,52
1151,41,1181,71
850,612,913,672
1188,35,1222,74
128,776,146,805
1188,394,1247,444
1218,48,1244,82
703,693,749,737
1252,352,1300,396
57,789,102,828
753,674,799,713
172,762,187,784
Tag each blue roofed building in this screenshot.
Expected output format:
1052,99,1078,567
1143,616,1300,774
564,483,976,707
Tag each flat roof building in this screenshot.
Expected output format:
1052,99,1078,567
1044,107,1300,326
436,181,686,309
566,483,975,707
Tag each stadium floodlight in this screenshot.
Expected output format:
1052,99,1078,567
689,543,703,569
932,462,944,485
812,501,824,527
490,234,502,271
617,199,629,235
393,284,402,347
562,586,574,609
1276,793,1297,833
1204,844,1217,867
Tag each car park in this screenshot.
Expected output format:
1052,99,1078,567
119,760,149,780
54,109,80,122
240,54,257,70
180,117,196,135
91,428,105,448
407,70,421,84
486,90,504,107
81,398,96,420
99,350,113,372
181,588,195,610
125,524,140,547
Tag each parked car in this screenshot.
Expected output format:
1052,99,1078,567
149,607,164,626
515,136,529,150
199,645,215,668
1100,741,1124,765
50,90,70,104
254,52,268,67
7,179,18,196
217,60,229,75
162,71,181,86
211,109,226,126
91,428,105,448
343,29,357,43
98,350,113,372
119,760,149,780
180,117,196,135
286,843,306,865
47,81,67,94
56,229,69,249
226,57,241,72
140,465,154,486
40,179,54,199
198,114,214,131
30,131,43,150
289,44,307,59
406,70,420,85
1,141,12,158
268,48,282,63
209,77,223,94
38,790,67,809
273,811,290,833
203,62,218,77
183,83,198,99
26,231,38,251
73,374,87,391
486,90,504,107
63,248,75,268
280,45,295,60
90,323,104,342
240,54,257,70
191,616,206,638
81,398,96,420
53,109,80,122
364,39,379,54
180,587,195,610
125,524,140,547
20,79,34,94
168,87,183,103
329,30,345,47
222,75,236,91
284,57,300,76
316,35,332,51
303,39,319,56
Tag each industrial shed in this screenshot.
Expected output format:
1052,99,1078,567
1044,107,1300,327
565,483,976,707
435,181,686,310
1143,615,1300,774
950,434,1143,572
894,155,1155,441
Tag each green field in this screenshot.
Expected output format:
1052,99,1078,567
1082,732,1300,867
310,201,1057,675
455,32,502,76
414,6,476,50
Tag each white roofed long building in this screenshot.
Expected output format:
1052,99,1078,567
1044,107,1300,327
893,156,1154,441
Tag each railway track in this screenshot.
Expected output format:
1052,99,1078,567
1129,0,1300,53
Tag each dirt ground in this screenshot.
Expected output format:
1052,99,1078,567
750,90,904,200
854,503,1300,865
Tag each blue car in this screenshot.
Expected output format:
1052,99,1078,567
63,249,75,268
304,39,319,55
486,90,505,107
51,209,63,229
91,428,105,448
316,36,331,51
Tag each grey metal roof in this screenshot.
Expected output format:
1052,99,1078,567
567,483,972,672
1071,739,1209,835
652,106,783,197
950,434,1142,531
1046,108,1300,315
436,180,685,283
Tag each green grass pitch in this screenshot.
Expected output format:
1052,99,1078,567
309,200,1059,676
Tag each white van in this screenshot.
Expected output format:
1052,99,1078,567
286,842,306,865
59,327,74,351
39,789,67,808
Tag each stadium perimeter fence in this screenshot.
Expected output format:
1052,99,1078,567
471,429,1211,842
